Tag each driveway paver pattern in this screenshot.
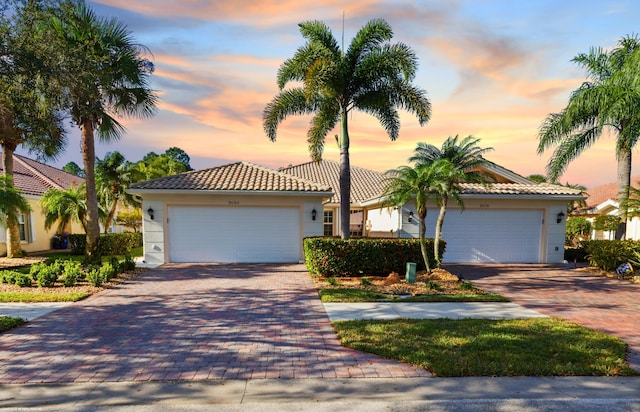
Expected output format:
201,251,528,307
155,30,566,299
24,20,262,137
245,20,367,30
444,263,640,372
0,264,429,384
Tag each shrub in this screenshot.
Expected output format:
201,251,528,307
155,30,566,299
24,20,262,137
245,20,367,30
426,280,441,291
36,266,59,287
86,266,104,287
14,273,32,287
327,277,339,286
69,232,143,256
304,237,445,277
120,255,136,271
565,217,592,246
0,270,20,284
68,234,86,255
593,215,620,233
62,261,82,287
99,263,117,282
360,277,372,286
583,240,640,272
459,281,474,291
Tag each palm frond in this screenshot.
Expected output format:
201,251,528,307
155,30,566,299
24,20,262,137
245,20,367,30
263,88,316,141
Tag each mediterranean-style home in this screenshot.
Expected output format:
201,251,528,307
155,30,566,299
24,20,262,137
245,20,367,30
0,153,84,255
580,176,640,240
129,159,583,266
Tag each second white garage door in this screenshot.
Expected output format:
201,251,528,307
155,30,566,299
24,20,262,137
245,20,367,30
427,209,543,263
168,206,301,263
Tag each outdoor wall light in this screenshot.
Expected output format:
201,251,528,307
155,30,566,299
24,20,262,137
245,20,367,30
147,207,155,220
408,211,414,223
556,211,565,224
311,208,317,221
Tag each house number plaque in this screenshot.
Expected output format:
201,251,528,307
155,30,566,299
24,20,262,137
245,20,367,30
228,201,240,205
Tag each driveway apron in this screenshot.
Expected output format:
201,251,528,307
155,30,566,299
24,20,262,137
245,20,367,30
445,263,640,372
0,264,428,384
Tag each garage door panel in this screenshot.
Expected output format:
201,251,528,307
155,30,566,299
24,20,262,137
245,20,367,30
168,206,300,263
427,209,542,263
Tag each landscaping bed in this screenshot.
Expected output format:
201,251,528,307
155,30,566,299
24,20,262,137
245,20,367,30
315,268,507,302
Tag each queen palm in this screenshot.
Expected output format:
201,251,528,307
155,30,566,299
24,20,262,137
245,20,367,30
50,2,157,263
538,35,640,239
96,151,138,233
264,19,431,239
382,159,452,273
410,135,493,266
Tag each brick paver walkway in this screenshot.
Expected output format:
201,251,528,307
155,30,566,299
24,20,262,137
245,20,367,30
444,264,640,372
0,264,429,384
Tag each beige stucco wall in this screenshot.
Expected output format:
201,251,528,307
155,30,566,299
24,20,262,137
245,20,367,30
136,192,326,265
0,195,84,256
397,197,569,264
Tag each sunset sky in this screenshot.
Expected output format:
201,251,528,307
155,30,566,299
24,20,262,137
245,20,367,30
26,0,640,188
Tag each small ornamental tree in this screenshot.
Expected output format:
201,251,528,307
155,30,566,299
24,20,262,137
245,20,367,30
565,216,592,246
593,215,620,240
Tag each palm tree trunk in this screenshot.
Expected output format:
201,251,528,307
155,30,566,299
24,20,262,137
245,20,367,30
615,148,632,240
339,108,351,240
2,144,23,258
81,118,101,264
104,199,119,234
418,215,431,274
434,197,448,267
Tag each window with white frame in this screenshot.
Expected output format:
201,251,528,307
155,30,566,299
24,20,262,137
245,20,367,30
323,210,333,236
17,212,30,242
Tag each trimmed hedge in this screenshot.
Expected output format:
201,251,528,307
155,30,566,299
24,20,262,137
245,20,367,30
304,237,445,277
69,232,143,256
583,240,640,272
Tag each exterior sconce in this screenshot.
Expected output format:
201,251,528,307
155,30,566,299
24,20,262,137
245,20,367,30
311,208,317,221
147,207,155,220
556,211,565,224
408,211,414,223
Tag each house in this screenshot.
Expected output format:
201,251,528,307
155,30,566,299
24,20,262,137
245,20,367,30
0,153,84,255
580,177,640,240
129,159,583,265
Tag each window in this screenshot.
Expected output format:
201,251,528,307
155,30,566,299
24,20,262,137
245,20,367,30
349,209,364,237
17,212,29,242
323,210,333,236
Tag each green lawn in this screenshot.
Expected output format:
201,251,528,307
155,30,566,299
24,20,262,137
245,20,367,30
318,288,509,303
334,318,637,377
0,316,26,333
0,291,90,303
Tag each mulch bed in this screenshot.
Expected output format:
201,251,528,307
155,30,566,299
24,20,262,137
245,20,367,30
313,268,492,296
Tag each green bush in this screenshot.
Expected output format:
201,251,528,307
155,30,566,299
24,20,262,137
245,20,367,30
69,232,143,256
565,217,592,246
62,261,82,287
99,263,117,282
121,255,137,271
36,266,59,287
0,270,20,284
583,240,640,272
13,273,32,288
86,266,104,287
304,237,445,277
459,281,474,291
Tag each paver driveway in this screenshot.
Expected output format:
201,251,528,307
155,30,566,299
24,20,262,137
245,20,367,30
445,264,640,372
0,264,428,384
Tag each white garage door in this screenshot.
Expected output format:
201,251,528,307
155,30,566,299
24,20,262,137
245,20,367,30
427,209,543,263
168,206,301,263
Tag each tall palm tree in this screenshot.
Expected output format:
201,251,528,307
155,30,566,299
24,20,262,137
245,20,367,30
538,35,640,239
264,19,431,239
0,0,66,257
40,184,88,234
96,151,138,233
410,135,493,266
50,1,158,263
382,159,451,273
0,175,31,249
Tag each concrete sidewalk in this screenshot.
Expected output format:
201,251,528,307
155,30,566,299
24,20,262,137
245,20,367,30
323,302,547,321
0,302,72,321
1,377,639,410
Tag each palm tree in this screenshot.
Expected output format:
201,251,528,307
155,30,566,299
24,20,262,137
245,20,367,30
382,160,452,273
50,1,158,263
538,35,640,239
96,151,138,233
263,19,431,239
0,175,31,251
40,184,88,234
410,135,493,266
0,0,66,257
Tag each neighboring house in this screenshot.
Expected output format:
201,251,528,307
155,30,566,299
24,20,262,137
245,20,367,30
579,176,640,240
130,159,583,265
0,153,84,255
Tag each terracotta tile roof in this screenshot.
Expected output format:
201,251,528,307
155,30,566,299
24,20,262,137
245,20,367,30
461,183,583,196
0,152,84,196
279,159,386,204
584,176,640,207
130,161,332,193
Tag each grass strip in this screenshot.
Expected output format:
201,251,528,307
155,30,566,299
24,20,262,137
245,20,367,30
0,316,26,333
333,318,637,377
319,288,508,302
0,292,89,303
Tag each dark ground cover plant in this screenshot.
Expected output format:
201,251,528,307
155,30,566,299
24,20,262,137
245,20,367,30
0,316,25,333
582,240,640,272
